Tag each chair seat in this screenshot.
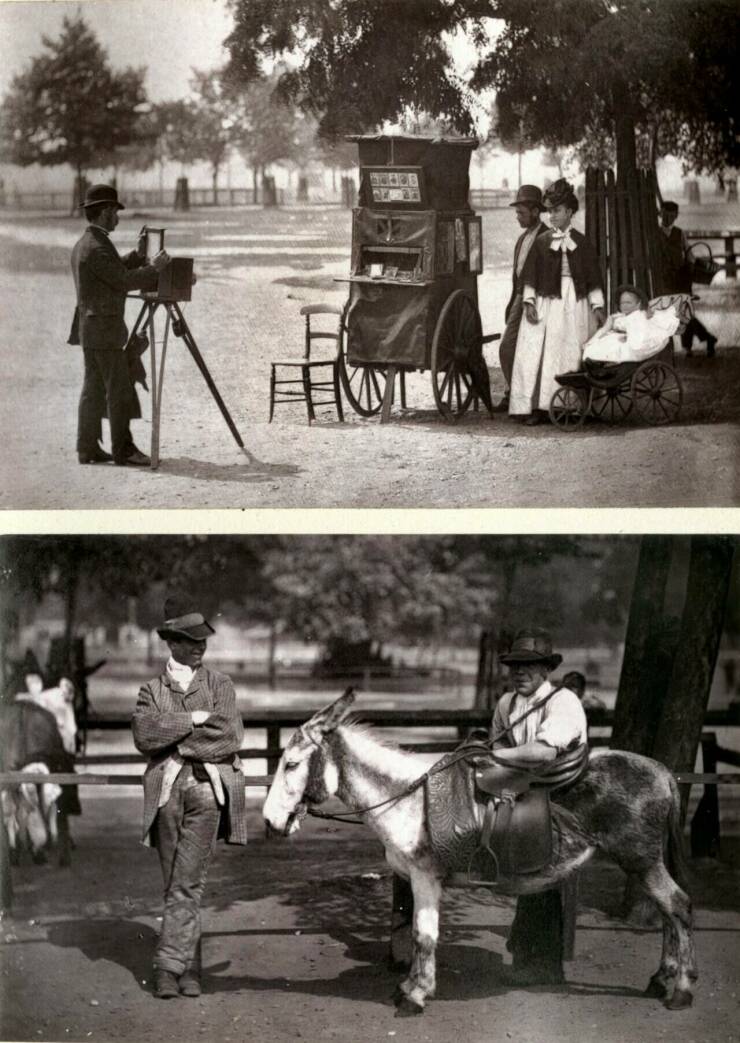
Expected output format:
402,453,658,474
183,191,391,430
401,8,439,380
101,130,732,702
271,358,336,369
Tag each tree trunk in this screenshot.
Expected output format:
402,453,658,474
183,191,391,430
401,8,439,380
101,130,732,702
611,536,674,754
652,536,735,818
212,165,219,206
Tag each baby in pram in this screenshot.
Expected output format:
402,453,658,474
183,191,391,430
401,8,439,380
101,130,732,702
582,284,683,365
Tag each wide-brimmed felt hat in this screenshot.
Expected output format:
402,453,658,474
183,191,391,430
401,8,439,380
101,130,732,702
509,184,544,209
157,596,215,641
78,183,125,210
499,628,563,668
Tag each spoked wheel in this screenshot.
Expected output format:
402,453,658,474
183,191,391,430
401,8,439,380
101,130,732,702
430,290,481,422
338,354,388,416
590,383,633,423
548,386,588,430
631,361,683,425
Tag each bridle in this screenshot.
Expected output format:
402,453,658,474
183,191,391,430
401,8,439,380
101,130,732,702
294,684,568,826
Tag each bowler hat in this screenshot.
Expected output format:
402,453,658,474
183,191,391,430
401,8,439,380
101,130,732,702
499,628,563,668
78,183,125,210
661,200,679,213
157,596,215,641
509,184,544,209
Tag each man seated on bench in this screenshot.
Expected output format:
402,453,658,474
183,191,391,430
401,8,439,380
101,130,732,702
492,628,588,986
582,284,680,365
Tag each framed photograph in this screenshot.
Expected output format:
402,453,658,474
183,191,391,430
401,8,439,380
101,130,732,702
361,166,426,206
468,217,483,273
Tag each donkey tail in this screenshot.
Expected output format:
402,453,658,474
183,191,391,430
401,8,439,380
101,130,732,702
666,776,690,892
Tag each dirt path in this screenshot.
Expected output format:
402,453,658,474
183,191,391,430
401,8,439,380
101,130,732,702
2,795,739,1043
1,209,738,509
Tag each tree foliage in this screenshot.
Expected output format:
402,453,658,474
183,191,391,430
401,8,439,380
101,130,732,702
224,0,739,173
0,14,149,179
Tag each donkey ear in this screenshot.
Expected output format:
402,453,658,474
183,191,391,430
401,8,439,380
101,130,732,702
307,687,355,735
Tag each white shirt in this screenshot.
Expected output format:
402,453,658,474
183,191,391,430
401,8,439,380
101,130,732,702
491,680,588,753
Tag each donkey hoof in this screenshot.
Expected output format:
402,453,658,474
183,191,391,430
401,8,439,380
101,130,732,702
665,988,693,1010
395,996,424,1017
392,986,406,1007
644,975,669,998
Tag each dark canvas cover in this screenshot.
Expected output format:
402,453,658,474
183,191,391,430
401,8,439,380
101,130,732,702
346,283,435,367
351,135,476,211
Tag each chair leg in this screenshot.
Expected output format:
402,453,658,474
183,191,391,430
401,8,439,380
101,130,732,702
399,369,407,409
333,361,345,422
302,365,316,424
269,365,276,422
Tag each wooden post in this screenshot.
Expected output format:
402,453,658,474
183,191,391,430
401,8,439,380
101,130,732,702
690,732,720,857
266,725,282,775
606,171,619,310
724,235,737,279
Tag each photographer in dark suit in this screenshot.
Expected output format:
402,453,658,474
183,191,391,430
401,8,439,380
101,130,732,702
68,184,169,466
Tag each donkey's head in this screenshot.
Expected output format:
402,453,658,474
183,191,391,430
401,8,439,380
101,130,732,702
263,688,355,836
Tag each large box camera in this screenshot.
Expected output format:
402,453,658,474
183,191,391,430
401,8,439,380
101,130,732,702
141,226,194,302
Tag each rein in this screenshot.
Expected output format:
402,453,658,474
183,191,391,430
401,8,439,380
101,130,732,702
305,684,567,825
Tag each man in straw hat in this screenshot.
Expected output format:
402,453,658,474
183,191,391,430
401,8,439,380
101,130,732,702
132,597,247,999
493,628,588,985
68,183,170,466
495,186,549,411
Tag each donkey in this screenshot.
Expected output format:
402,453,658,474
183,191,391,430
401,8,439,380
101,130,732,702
263,690,696,1016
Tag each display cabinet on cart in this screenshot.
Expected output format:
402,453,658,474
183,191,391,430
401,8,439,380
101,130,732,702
337,134,497,423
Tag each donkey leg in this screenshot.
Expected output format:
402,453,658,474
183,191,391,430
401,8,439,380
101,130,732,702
388,874,414,969
644,915,678,998
395,870,442,1016
640,864,695,1010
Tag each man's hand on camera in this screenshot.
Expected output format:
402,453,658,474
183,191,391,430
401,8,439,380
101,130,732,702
191,710,211,726
152,249,170,272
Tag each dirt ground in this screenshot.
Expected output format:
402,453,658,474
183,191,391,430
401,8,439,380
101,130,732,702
2,793,739,1043
1,204,739,510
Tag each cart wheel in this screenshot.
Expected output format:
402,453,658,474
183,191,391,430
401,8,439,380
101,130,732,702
338,355,388,417
548,386,588,430
430,290,479,422
590,383,633,422
631,361,683,425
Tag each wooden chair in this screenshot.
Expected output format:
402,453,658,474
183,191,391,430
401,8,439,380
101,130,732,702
269,304,345,423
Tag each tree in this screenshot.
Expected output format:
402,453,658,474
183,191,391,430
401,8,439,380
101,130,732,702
162,69,243,205
224,1,740,177
0,15,149,204
231,71,304,201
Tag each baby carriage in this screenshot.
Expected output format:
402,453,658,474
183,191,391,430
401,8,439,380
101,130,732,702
548,294,693,429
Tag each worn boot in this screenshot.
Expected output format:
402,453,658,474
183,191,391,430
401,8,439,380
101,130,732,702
178,968,201,997
153,968,180,999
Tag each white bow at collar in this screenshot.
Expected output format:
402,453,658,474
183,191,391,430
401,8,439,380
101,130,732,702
550,228,577,252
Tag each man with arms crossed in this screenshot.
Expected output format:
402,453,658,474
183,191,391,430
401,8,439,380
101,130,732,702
132,598,247,999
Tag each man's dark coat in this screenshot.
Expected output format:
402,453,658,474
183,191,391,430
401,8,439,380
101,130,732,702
505,220,549,321
68,225,157,350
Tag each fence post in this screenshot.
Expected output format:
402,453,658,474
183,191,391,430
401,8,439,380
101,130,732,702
690,732,720,857
174,177,190,212
266,725,281,775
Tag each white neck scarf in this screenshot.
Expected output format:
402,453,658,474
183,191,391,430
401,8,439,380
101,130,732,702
166,656,195,690
550,228,576,252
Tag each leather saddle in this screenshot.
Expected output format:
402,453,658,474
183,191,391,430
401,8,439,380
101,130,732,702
448,743,589,886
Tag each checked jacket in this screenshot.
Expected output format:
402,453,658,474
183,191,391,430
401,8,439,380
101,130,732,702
132,666,248,846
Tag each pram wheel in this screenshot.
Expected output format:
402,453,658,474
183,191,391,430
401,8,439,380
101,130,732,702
631,361,683,425
548,386,588,430
590,385,633,422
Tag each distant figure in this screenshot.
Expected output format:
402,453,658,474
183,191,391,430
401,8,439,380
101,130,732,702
132,597,247,1000
658,201,717,356
561,670,605,711
68,183,169,467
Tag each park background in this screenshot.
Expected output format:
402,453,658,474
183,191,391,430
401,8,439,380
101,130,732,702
1,0,739,508
2,532,740,1043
